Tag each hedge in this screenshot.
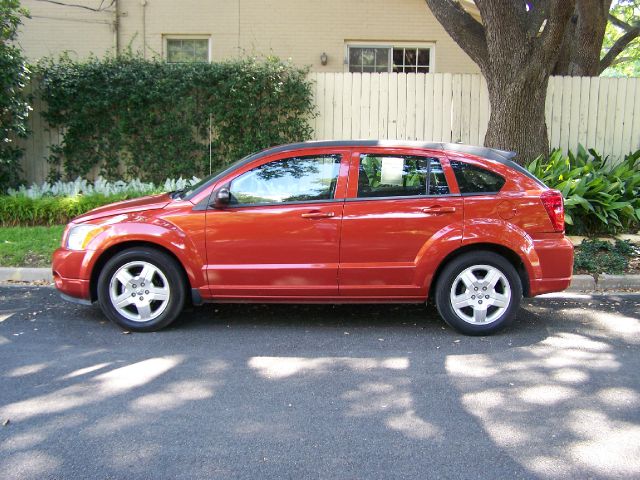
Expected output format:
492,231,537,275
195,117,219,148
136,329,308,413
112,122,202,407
0,193,140,226
37,54,315,183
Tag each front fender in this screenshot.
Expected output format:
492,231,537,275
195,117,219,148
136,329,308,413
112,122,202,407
87,214,206,288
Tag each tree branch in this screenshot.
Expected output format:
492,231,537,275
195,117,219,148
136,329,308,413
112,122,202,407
608,13,638,31
33,0,115,13
536,0,577,68
600,26,640,73
424,0,488,67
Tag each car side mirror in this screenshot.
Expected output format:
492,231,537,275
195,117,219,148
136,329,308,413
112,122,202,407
212,187,231,209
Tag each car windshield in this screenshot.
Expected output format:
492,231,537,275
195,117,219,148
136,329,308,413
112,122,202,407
179,154,254,201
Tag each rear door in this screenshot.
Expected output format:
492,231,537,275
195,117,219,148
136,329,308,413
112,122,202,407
339,149,463,298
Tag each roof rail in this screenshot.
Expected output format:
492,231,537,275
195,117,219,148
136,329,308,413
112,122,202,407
251,140,517,163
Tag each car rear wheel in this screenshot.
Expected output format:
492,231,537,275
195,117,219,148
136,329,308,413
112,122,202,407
97,247,186,332
434,251,522,336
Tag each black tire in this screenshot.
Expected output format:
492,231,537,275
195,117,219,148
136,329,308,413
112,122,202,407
434,251,522,336
97,247,186,332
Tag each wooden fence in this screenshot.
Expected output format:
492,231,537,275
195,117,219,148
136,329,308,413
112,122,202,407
310,72,640,158
19,73,640,184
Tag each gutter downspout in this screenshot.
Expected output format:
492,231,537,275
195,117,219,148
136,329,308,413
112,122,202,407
113,0,120,55
141,0,147,58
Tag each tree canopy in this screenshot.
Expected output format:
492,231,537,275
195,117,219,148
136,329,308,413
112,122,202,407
602,0,640,76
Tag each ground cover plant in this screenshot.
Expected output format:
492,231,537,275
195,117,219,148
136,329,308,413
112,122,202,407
573,239,639,275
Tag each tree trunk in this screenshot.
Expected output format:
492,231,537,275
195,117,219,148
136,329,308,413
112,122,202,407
424,0,575,162
483,72,550,164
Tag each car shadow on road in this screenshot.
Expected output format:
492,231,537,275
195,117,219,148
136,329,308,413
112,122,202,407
0,287,638,479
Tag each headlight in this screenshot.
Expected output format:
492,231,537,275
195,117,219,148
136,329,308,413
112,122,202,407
66,224,106,251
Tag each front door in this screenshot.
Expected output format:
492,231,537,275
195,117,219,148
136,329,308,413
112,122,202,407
204,151,348,299
339,150,463,298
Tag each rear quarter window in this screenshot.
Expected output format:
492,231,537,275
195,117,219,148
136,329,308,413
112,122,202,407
450,160,506,194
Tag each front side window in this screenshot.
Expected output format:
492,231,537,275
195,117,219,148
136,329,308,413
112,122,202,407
347,45,432,73
357,155,449,198
450,161,506,194
230,155,341,205
166,38,210,63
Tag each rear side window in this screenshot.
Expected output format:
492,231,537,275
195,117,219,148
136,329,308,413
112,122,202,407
450,160,505,194
357,155,450,198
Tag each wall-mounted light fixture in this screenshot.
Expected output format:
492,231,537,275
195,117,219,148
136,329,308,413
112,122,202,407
320,52,328,66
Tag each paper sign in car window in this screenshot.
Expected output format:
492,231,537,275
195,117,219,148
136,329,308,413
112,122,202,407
380,157,404,186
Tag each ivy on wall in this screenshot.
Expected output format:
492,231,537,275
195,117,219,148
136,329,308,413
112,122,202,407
37,54,315,183
0,0,31,192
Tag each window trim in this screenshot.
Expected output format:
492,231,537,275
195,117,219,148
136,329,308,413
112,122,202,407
344,41,436,73
344,193,461,203
227,154,343,208
354,153,450,200
164,35,212,63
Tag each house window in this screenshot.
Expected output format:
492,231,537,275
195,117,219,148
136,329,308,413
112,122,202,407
166,37,210,63
348,47,390,73
347,45,432,73
392,47,430,73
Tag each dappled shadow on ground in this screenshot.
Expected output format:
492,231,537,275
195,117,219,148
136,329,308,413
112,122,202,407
0,287,638,479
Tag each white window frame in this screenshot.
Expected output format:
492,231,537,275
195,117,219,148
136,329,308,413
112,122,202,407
164,35,212,63
344,41,436,73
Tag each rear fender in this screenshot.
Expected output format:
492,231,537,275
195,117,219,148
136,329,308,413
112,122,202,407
414,223,463,292
462,219,541,283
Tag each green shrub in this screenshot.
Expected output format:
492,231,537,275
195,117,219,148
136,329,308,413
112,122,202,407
0,193,140,226
527,146,640,235
573,239,635,275
36,54,315,183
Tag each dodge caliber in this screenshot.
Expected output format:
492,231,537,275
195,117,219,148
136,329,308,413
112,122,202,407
53,141,573,335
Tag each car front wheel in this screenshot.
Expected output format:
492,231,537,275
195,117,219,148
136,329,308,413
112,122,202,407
434,251,522,336
97,247,186,332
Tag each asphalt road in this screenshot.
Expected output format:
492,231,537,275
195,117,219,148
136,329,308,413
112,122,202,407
0,286,638,480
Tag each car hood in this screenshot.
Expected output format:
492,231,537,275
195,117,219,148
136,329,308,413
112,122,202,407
72,193,172,223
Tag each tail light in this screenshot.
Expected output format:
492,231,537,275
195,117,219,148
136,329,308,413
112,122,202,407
540,189,565,232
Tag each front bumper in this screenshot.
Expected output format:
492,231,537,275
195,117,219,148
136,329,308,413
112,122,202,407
52,247,97,302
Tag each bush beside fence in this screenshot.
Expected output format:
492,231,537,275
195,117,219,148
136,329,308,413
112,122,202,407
35,54,314,184
528,147,640,235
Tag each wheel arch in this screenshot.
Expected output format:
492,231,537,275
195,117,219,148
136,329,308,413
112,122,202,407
89,241,192,303
428,243,530,301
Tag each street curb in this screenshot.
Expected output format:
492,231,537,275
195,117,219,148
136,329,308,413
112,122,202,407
597,274,640,290
0,267,52,283
0,268,638,293
568,275,596,291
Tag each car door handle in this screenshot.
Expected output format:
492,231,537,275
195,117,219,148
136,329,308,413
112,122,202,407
421,206,456,215
301,211,335,219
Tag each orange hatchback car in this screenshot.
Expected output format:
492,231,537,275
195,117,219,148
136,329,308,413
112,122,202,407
53,141,573,335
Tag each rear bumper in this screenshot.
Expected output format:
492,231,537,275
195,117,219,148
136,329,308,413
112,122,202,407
529,236,574,296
